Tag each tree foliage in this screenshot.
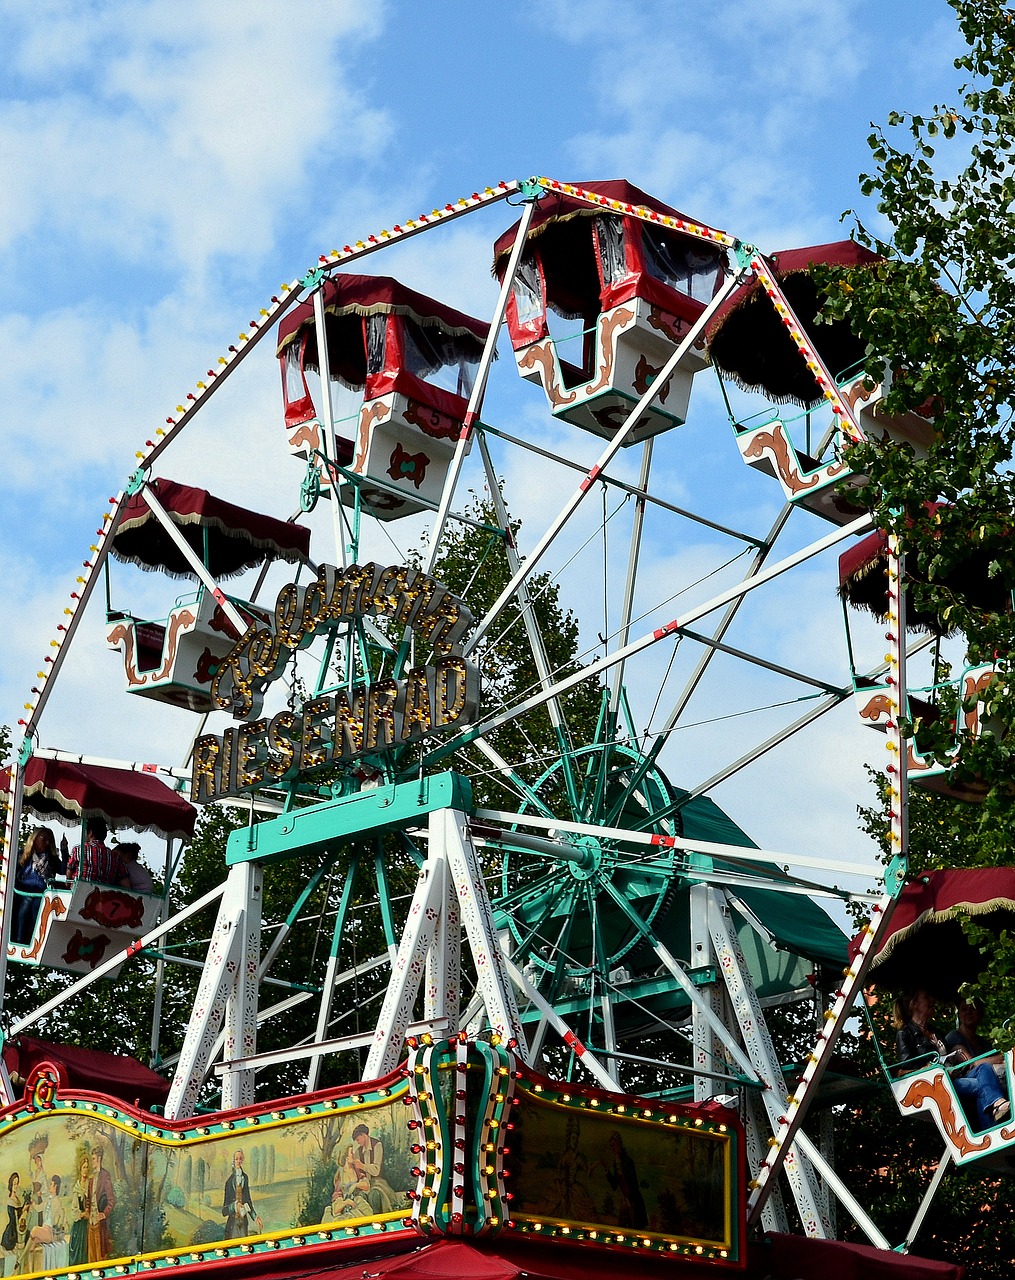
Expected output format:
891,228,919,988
816,0,1015,1015
418,491,602,809
816,0,1015,660
816,6,1015,1272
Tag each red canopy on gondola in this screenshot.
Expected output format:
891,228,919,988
838,506,1012,631
2,1036,170,1110
850,867,1015,996
492,179,697,269
4,757,196,839
276,273,489,376
111,478,311,580
706,240,881,407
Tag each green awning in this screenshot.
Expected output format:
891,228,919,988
679,792,848,969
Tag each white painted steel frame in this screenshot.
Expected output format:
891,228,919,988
464,265,752,658
474,807,880,882
423,196,539,579
363,808,525,1079
707,887,831,1239
425,514,873,772
310,285,351,570
165,864,262,1119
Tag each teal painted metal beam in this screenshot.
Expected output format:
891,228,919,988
517,965,718,1023
226,771,473,866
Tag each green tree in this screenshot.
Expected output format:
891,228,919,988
417,492,602,808
808,5,1015,1272
817,0,1015,696
815,0,1015,1029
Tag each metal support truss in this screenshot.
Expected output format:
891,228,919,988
707,887,831,1238
901,1150,953,1253
364,809,524,1080
742,880,896,1223
165,863,263,1119
503,955,622,1090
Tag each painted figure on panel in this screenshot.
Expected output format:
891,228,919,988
86,1147,115,1262
28,1175,68,1273
551,1116,596,1221
510,1098,729,1248
221,1151,262,1240
348,1124,400,1215
604,1130,647,1229
321,1156,372,1224
1,1172,28,1277
69,1156,90,1267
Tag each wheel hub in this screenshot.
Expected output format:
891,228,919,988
567,834,609,880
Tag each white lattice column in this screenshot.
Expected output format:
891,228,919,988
222,862,263,1110
425,837,461,1033
689,883,730,1102
442,810,526,1055
709,890,831,1238
744,1092,789,1234
165,867,249,1119
364,829,446,1079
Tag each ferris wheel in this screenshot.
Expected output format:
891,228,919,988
2,176,987,1257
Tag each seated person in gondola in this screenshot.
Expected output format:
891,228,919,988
946,997,1006,1082
12,828,61,944
895,989,1010,1129
115,843,153,894
65,818,129,888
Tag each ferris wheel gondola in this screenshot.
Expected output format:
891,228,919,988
1,755,193,975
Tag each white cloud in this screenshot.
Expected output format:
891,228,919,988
0,0,388,277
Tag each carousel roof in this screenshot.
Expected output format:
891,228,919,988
851,867,1015,996
706,240,881,407
111,477,311,580
681,792,848,969
250,1229,961,1280
492,179,699,271
4,756,196,839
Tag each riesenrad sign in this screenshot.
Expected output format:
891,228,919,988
191,561,480,802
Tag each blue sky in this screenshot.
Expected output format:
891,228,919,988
0,0,970,888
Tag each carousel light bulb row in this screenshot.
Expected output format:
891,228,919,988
750,259,864,445
514,1219,730,1260
406,1036,447,1232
